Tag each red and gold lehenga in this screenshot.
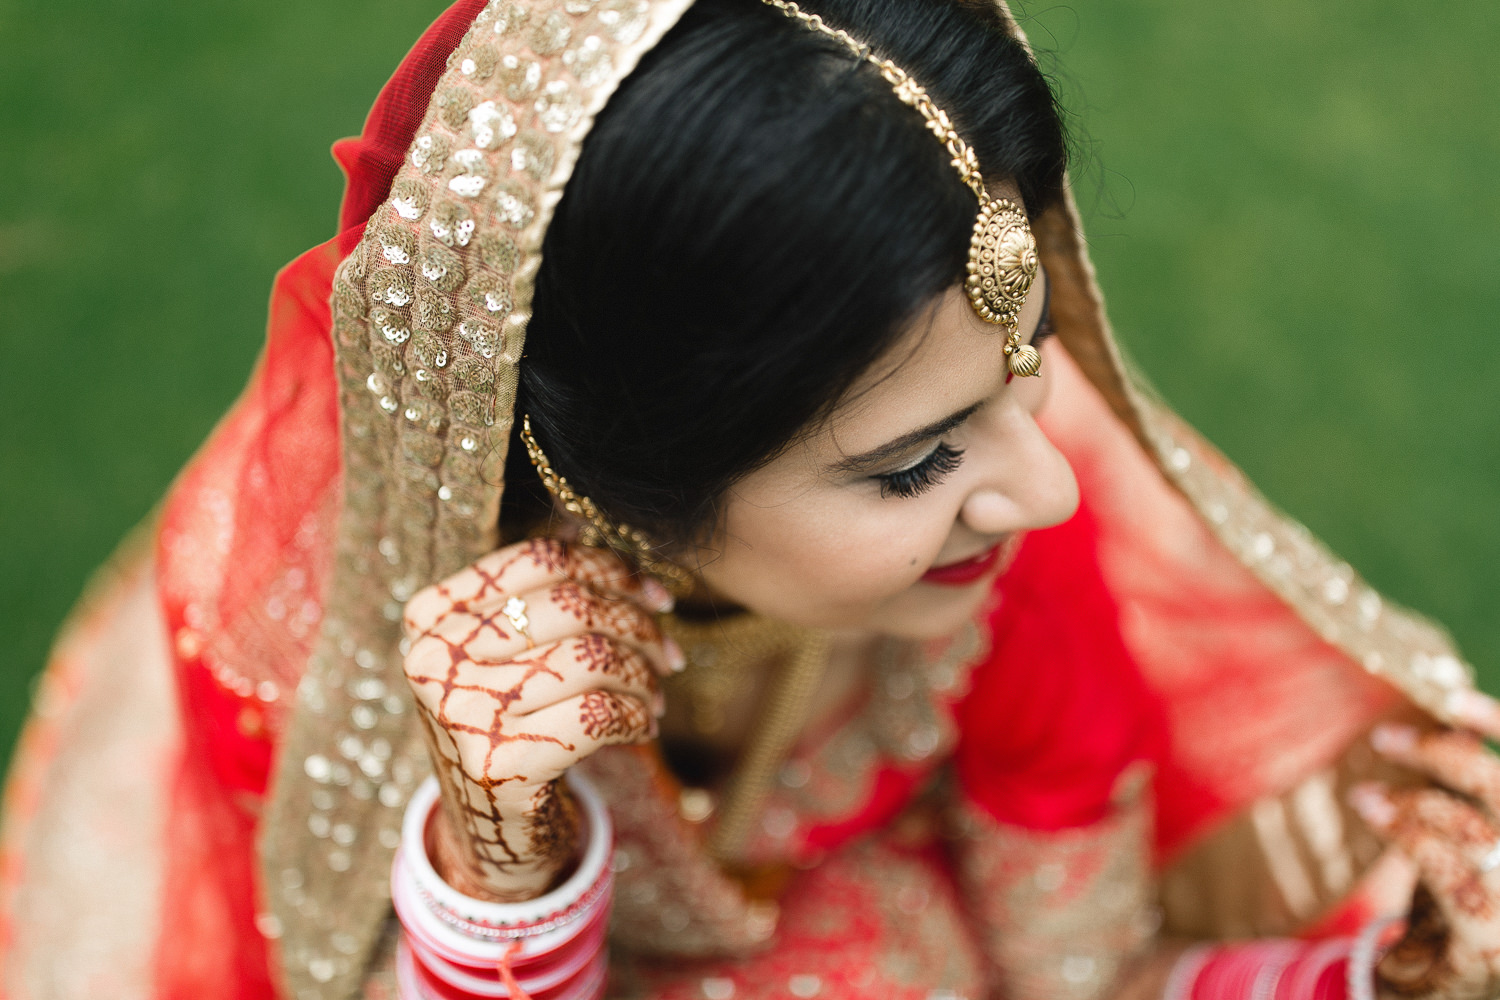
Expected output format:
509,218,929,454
0,2,1476,999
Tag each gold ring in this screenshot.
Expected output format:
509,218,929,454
502,596,534,650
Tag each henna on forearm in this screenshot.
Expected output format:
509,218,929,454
408,632,579,901
1377,885,1453,997
424,776,582,903
413,677,583,902
524,781,582,883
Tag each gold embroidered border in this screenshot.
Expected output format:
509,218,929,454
259,4,696,997
950,779,1157,1000
1137,398,1472,720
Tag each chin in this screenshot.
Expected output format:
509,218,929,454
862,576,997,640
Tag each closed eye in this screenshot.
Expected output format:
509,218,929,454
874,442,965,499
1030,274,1055,346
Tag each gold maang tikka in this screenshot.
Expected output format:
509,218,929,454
763,0,1043,378
520,415,695,596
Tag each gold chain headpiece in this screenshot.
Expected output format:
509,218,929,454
763,0,1042,377
520,415,695,595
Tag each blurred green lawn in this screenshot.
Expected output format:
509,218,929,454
1,0,1496,767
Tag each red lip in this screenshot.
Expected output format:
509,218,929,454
921,542,1004,586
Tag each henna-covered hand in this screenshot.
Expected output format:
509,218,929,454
402,538,681,903
1352,699,1500,999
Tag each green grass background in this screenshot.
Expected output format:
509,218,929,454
1,0,1496,766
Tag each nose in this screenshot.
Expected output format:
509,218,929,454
959,404,1079,537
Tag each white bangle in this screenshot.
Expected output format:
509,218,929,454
1347,917,1398,1000
391,774,614,1000
1161,944,1212,1000
1249,941,1301,1000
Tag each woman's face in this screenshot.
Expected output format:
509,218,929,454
691,263,1079,640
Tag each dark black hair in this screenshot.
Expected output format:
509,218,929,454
508,0,1067,546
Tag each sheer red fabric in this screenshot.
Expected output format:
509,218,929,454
1040,354,1401,860
332,1,490,235
154,234,349,999
151,4,486,996
955,501,1170,834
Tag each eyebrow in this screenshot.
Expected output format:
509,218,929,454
830,400,986,474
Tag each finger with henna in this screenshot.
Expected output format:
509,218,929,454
406,580,678,678
1446,688,1500,742
1371,724,1500,819
404,538,672,635
1351,783,1499,923
417,635,662,719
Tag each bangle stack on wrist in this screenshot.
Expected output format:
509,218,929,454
1162,919,1399,1000
391,776,614,1000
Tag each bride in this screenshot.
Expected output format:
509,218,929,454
5,1,1498,998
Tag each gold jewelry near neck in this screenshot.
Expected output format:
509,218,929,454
762,0,1042,378
661,614,832,863
520,415,694,596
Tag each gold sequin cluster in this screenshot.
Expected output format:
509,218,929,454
762,0,1042,377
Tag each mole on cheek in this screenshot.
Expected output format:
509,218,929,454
910,557,918,566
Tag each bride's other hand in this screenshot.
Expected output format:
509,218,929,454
401,538,680,902
1353,720,1500,998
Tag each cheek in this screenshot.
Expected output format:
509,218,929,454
1011,342,1057,414
702,492,952,626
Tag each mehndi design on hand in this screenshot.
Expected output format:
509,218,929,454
1357,723,1500,999
403,538,672,902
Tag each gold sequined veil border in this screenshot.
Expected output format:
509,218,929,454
259,4,697,997
262,1,1477,997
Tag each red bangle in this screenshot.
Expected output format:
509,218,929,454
391,776,614,1000
1166,935,1358,1000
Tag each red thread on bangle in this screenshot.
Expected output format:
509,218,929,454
497,940,535,1000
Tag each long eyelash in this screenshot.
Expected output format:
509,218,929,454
1031,280,1055,344
1031,310,1056,345
875,443,965,499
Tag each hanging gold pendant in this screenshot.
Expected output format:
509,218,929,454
1007,339,1042,378
966,197,1042,377
760,2,1042,376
